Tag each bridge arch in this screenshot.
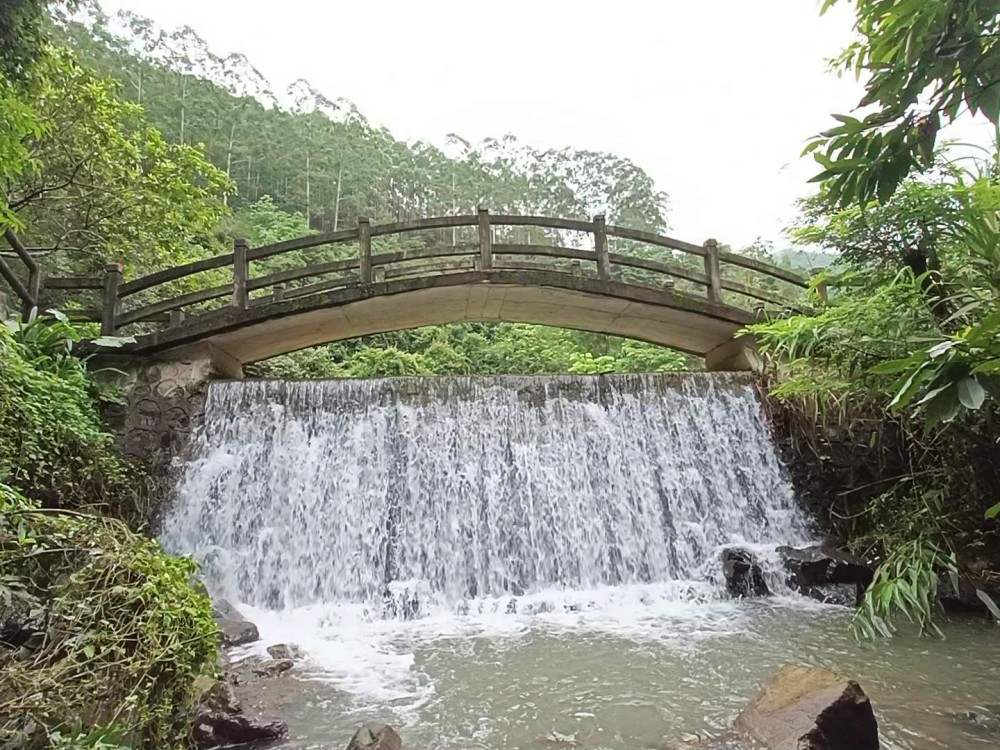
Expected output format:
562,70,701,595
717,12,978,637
133,269,758,375
50,211,811,375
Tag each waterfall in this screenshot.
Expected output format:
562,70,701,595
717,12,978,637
162,373,812,615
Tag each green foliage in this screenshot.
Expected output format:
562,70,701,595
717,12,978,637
251,324,689,379
0,79,46,229
0,0,52,81
748,270,937,397
5,47,232,277
853,535,954,639
228,195,309,247
792,172,966,272
58,13,670,234
0,314,140,519
761,120,1000,635
0,484,217,750
810,0,1000,206
864,188,1000,430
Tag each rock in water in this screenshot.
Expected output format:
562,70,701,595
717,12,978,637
192,713,287,748
721,548,769,597
735,665,879,750
252,658,294,677
777,545,873,587
346,724,403,750
212,599,260,647
800,583,862,607
191,672,286,749
267,642,300,660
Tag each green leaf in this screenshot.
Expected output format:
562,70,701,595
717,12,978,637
986,502,1000,520
923,385,961,431
92,335,136,348
976,84,1000,125
870,355,919,375
889,366,927,409
976,589,1000,622
956,377,986,410
979,375,1000,400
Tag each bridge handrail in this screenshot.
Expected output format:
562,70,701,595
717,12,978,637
40,209,813,335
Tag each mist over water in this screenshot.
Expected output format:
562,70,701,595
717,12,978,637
161,374,1000,750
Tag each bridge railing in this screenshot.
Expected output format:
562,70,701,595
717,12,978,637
40,211,815,335
0,227,40,321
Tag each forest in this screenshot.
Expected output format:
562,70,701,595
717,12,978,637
1,0,999,747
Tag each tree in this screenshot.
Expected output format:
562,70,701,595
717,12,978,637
809,0,1000,207
0,0,52,81
792,171,966,275
4,49,232,277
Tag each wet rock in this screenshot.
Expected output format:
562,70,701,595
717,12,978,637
193,673,242,715
266,642,301,660
951,704,1000,733
0,609,46,651
777,545,873,590
800,583,862,607
213,599,260,648
721,548,769,598
191,671,285,749
346,723,402,750
252,658,294,677
939,555,1000,614
192,711,287,749
735,665,879,750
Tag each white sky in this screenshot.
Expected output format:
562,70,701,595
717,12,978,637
95,0,990,249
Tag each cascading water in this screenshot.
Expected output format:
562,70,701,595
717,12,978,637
162,373,1000,750
163,373,812,615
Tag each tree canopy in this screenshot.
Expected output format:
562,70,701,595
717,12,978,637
809,0,1000,207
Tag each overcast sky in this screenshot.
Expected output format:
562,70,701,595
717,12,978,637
93,0,986,248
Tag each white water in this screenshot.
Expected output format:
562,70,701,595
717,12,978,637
163,375,812,703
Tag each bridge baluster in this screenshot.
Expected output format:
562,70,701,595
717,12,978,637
703,239,723,304
100,262,123,335
478,207,492,271
810,268,829,304
358,217,372,284
232,238,250,309
593,215,611,281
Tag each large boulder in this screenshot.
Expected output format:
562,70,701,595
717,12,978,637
722,548,769,598
192,712,287,748
213,599,260,648
346,724,402,750
778,545,873,587
778,545,872,606
191,673,286,749
735,665,879,750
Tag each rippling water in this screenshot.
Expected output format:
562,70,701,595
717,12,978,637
235,596,1000,750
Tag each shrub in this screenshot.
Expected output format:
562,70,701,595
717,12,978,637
0,484,218,749
0,315,144,521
